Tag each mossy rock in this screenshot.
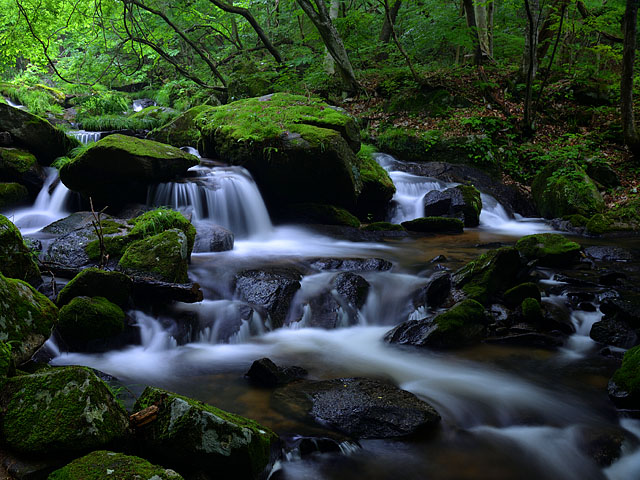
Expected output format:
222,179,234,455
456,185,483,227
57,268,132,307
0,273,58,365
401,216,464,234
0,182,29,209
0,147,38,176
0,102,78,164
195,93,362,209
0,214,41,286
361,222,405,232
59,134,198,208
609,345,640,408
521,298,543,323
515,233,581,267
128,208,196,254
129,105,176,121
285,203,360,227
355,145,395,219
586,213,614,235
57,296,125,349
118,229,189,283
48,450,184,480
0,366,129,454
531,160,604,218
503,283,541,307
452,247,523,304
133,386,279,479
0,341,12,377
147,105,211,148
564,214,589,228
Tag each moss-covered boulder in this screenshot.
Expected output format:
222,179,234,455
503,282,541,307
59,134,198,207
515,233,581,267
585,213,614,235
285,203,360,227
361,221,405,232
452,247,523,304
57,296,125,351
133,386,278,479
0,273,58,364
57,268,132,307
195,93,362,209
0,366,129,454
0,182,29,209
355,145,395,219
385,299,487,349
0,341,12,378
0,102,78,164
423,185,482,227
118,229,189,283
148,104,212,148
128,208,196,254
531,160,604,218
0,214,41,285
48,450,184,480
0,147,44,194
401,216,464,234
608,345,640,408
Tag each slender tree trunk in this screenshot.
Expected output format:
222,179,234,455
474,2,490,58
523,0,541,133
296,0,359,92
382,0,419,83
324,0,340,74
379,0,402,43
622,0,640,153
462,0,483,64
487,1,494,57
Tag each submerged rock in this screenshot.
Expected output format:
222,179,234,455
272,377,440,439
423,185,482,227
0,273,58,364
246,357,308,387
48,450,184,480
56,267,132,307
0,214,41,286
0,366,129,454
133,386,279,479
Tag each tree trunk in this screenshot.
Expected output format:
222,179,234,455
379,0,402,43
462,0,483,64
296,0,359,92
523,0,541,133
324,0,340,74
474,2,491,58
487,1,494,57
621,0,640,153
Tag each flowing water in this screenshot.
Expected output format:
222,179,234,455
69,129,102,144
13,152,640,479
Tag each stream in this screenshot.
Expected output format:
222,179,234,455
3,145,640,480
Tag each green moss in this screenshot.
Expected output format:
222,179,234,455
503,283,541,307
564,214,589,227
521,298,543,323
119,229,189,283
85,235,130,261
612,346,640,398
355,144,395,216
426,299,487,348
75,134,196,162
586,213,614,235
0,214,41,285
286,203,361,227
148,104,212,148
361,222,405,232
0,147,38,174
1,366,128,454
515,233,581,267
401,216,464,233
0,182,29,208
57,296,125,345
0,341,12,377
57,268,132,307
456,184,482,226
49,450,184,480
128,207,196,253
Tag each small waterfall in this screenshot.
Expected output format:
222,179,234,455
132,99,156,112
8,168,72,234
69,130,102,144
148,165,273,238
479,193,551,234
5,97,26,110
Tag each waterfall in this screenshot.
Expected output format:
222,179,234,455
148,165,273,238
69,130,102,144
5,97,26,110
8,168,72,234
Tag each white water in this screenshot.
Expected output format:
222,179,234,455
133,99,156,112
148,165,273,238
606,418,640,480
6,168,72,234
69,130,102,144
5,97,26,110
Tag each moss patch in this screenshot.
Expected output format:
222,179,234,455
0,182,29,209
503,283,541,307
426,299,487,348
361,222,405,232
286,203,361,227
515,233,581,267
0,147,38,175
586,213,614,235
612,346,640,399
57,296,125,345
148,104,212,148
128,207,196,254
57,268,132,307
401,216,464,233
521,298,543,323
0,214,41,285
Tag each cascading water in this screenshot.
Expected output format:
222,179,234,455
69,130,102,144
6,167,72,234
4,97,26,110
148,165,273,238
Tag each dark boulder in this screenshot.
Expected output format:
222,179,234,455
402,216,464,234
411,272,452,310
246,358,308,387
423,185,482,227
193,223,234,252
0,214,41,286
308,257,392,272
608,345,640,408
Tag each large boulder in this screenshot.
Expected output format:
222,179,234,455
385,299,487,349
401,216,464,233
133,386,278,479
49,450,184,480
531,160,604,218
608,345,640,408
0,102,78,164
234,268,302,329
0,182,29,209
0,366,129,454
0,147,45,195
59,134,198,207
57,296,125,351
355,146,395,219
0,214,41,286
56,267,132,307
515,233,581,267
423,185,482,227
272,377,440,438
147,104,212,148
195,93,363,209
0,273,57,364
245,357,307,388
118,229,190,283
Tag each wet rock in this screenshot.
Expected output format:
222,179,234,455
133,386,279,479
0,214,41,286
584,246,634,262
515,233,582,267
576,426,625,467
411,272,451,309
43,224,101,275
585,160,620,189
0,131,11,146
148,104,210,148
49,450,184,480
193,223,234,252
608,345,640,409
423,185,482,227
272,377,440,439
234,268,302,328
131,278,204,304
600,293,640,327
284,203,361,227
599,271,626,286
0,273,58,365
246,358,308,387
42,211,103,235
502,282,541,307
333,272,370,310
56,267,132,307
386,299,487,349
590,317,638,349
0,366,129,454
401,216,464,234
308,257,392,272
